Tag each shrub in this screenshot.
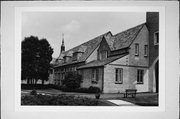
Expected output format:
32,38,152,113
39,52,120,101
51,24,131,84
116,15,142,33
30,90,37,95
88,86,100,93
21,94,99,106
62,72,82,91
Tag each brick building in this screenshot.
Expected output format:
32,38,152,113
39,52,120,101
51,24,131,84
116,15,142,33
50,12,159,93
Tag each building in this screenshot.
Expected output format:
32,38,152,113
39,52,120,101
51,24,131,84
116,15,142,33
51,12,159,93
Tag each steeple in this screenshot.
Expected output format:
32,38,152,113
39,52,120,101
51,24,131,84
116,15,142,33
61,33,65,53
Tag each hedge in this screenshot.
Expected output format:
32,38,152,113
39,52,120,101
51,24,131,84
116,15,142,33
21,94,99,106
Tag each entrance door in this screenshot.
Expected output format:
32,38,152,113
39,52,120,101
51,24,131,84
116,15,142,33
155,61,159,93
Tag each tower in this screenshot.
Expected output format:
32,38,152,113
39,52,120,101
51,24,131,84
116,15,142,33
61,34,65,53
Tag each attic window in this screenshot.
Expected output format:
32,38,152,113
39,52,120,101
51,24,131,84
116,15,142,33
99,50,108,60
135,43,139,56
154,31,159,45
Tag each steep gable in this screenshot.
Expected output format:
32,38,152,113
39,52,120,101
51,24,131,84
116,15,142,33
106,23,145,51
54,31,111,67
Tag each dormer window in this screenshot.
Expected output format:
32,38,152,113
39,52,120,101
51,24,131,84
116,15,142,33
73,51,83,61
99,50,108,60
63,56,71,63
72,52,78,61
154,31,159,45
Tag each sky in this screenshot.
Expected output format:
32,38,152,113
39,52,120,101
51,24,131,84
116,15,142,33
22,12,146,58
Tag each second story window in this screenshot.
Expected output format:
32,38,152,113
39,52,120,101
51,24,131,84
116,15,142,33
135,43,139,56
99,50,108,60
154,31,159,45
144,45,148,57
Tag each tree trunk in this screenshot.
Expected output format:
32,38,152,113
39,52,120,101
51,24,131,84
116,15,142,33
27,79,30,84
42,80,44,85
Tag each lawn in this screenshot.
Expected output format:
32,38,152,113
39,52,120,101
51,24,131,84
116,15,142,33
21,94,113,106
118,93,158,106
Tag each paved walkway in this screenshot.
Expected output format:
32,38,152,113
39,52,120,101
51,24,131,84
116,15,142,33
107,100,137,106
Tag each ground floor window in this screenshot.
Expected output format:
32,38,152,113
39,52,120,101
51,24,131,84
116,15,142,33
92,68,99,84
115,68,123,84
137,69,144,84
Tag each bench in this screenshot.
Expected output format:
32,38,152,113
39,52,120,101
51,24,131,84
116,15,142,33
123,89,137,98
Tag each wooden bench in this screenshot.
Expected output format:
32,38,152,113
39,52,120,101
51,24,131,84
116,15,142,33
123,89,137,98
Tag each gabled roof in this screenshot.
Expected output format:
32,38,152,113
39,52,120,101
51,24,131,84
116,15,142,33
53,23,145,68
78,54,127,69
106,23,145,51
54,31,112,67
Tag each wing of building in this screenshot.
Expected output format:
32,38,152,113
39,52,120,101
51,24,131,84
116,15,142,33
50,12,159,93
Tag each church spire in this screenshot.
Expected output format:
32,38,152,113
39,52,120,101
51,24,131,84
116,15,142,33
61,33,65,53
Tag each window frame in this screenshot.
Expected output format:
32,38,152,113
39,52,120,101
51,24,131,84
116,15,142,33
144,45,148,57
135,43,139,56
115,68,123,84
92,68,99,84
99,50,108,60
137,69,144,84
154,31,159,45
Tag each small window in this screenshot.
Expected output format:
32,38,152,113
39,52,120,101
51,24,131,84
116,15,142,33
137,69,144,84
135,43,139,56
99,50,107,60
115,68,123,84
92,69,99,84
154,31,159,45
144,45,148,56
72,53,78,61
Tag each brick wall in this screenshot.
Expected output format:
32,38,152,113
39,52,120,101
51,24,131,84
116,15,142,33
146,12,159,67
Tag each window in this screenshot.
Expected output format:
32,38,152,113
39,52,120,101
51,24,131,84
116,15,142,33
72,53,78,61
115,68,123,84
135,43,139,56
92,69,99,84
154,31,159,45
144,45,148,56
137,69,144,84
99,50,107,60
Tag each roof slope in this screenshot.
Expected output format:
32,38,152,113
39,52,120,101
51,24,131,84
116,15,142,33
54,31,112,67
106,23,145,51
78,54,127,69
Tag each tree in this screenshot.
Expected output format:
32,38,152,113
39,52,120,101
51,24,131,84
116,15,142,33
22,36,53,85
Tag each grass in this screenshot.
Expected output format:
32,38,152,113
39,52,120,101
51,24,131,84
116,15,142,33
21,94,113,106
118,93,158,106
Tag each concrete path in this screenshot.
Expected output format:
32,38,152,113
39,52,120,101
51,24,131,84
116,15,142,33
107,100,137,106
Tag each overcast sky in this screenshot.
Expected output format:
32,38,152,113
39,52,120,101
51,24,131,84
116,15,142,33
22,12,146,58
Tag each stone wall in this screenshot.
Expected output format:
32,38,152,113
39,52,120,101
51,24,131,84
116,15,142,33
80,67,103,91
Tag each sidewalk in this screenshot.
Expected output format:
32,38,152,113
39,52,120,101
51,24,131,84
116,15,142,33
107,100,137,106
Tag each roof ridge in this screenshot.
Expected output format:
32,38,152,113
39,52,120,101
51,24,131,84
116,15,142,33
58,31,111,57
112,23,145,37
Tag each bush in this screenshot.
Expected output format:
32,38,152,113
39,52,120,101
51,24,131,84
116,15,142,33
30,90,37,95
21,94,99,106
88,86,100,93
62,72,82,91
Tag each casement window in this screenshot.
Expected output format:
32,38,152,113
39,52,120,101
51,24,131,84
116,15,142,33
135,43,139,56
115,68,123,84
99,50,108,60
92,69,99,84
144,45,148,56
137,69,144,84
154,31,159,45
